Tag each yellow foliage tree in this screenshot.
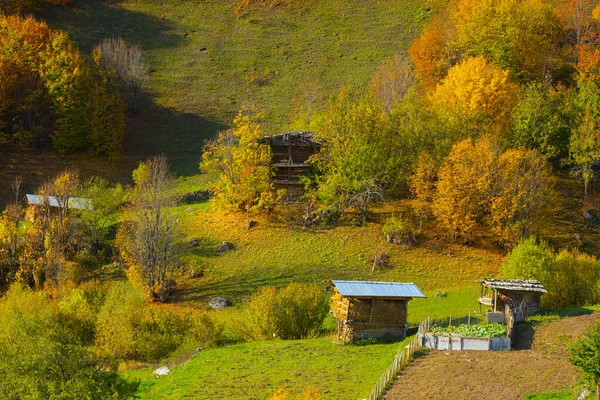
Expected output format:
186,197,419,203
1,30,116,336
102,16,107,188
430,57,519,136
432,138,495,242
201,107,275,222
451,0,562,81
409,153,436,234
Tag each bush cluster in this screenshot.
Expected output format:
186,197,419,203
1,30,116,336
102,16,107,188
501,237,600,308
244,282,330,340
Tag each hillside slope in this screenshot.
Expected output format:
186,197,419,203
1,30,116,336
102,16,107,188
0,0,440,205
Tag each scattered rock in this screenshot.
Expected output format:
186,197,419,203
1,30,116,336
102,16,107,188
247,220,257,230
217,241,233,253
195,347,204,353
434,291,448,298
186,207,193,212
153,366,169,376
209,297,231,310
188,267,204,279
583,208,600,224
180,190,211,204
188,238,201,247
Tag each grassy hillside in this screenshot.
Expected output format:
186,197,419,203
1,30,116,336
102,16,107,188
125,338,406,399
0,0,440,205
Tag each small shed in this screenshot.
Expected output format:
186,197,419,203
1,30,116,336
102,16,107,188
478,279,546,322
330,280,426,342
257,131,322,186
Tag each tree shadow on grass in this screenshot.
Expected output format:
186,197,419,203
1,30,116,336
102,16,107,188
38,0,185,53
172,269,300,305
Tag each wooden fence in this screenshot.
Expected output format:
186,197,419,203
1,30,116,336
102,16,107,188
367,318,431,400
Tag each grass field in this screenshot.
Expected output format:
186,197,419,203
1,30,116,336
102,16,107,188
124,337,408,400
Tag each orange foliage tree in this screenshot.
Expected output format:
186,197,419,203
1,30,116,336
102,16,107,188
408,14,458,91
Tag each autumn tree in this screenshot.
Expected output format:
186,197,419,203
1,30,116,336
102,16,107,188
201,108,274,221
117,156,179,302
432,138,495,242
430,56,519,137
0,15,126,156
409,153,436,234
490,148,552,246
409,13,458,91
451,0,563,81
558,0,599,53
370,55,414,113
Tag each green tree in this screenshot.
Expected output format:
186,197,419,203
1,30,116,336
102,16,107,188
569,321,600,399
570,80,600,195
508,82,572,159
309,88,399,221
0,283,137,399
76,176,126,255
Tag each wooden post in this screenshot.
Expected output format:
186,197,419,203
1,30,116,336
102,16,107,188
468,312,471,325
494,289,498,313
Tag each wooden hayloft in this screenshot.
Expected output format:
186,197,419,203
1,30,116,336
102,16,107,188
478,279,546,321
257,131,322,186
330,280,426,342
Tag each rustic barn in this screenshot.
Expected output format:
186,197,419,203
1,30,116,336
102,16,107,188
330,280,426,342
257,131,322,187
478,279,546,322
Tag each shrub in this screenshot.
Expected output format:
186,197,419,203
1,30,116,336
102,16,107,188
500,236,554,281
245,283,329,340
500,237,600,308
382,214,415,245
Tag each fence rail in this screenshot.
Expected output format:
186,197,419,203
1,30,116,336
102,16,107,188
367,317,431,400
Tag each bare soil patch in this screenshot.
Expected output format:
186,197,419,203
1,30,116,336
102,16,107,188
385,313,600,400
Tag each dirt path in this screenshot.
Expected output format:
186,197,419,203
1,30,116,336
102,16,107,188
384,313,600,400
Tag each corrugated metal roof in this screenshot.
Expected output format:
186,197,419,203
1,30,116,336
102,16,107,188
331,280,426,298
26,194,93,210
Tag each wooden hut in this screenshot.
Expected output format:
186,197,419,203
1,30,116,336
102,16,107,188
257,131,322,188
478,279,546,322
330,280,426,342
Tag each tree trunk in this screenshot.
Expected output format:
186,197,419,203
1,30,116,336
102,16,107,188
596,383,599,400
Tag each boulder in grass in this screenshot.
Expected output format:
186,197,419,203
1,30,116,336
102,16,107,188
583,208,600,224
216,241,233,253
209,297,231,310
153,366,169,376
